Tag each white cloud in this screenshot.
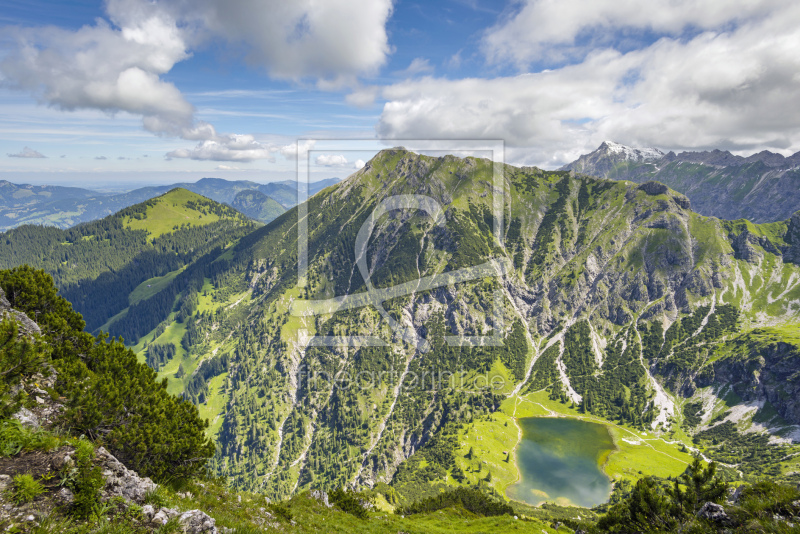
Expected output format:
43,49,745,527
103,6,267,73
7,147,46,158
483,0,785,68
0,0,393,162
190,0,393,85
315,154,348,167
0,1,195,137
216,164,240,170
354,159,366,170
167,134,277,162
345,86,380,108
280,140,316,160
396,58,434,77
376,3,800,167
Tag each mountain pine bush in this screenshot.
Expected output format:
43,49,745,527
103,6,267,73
0,265,214,482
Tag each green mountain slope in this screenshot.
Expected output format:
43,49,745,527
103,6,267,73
561,141,800,223
0,188,257,333
106,148,800,507
231,189,287,223
0,177,338,231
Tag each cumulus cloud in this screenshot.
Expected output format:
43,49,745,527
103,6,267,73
0,0,196,138
7,147,46,158
167,134,277,162
354,159,366,170
0,0,393,161
315,154,348,167
483,0,785,68
376,3,800,167
345,86,380,108
193,0,393,85
280,140,317,160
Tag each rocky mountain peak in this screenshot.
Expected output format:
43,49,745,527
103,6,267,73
597,140,664,161
560,141,664,176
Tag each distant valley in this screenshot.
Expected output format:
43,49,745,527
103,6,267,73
0,176,340,230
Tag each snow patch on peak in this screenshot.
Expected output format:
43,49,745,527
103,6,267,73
600,141,664,162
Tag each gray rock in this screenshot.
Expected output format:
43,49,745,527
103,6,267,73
730,485,745,503
178,510,218,533
55,487,75,506
11,407,39,429
783,212,800,264
697,502,731,525
152,508,177,525
309,489,331,508
95,447,157,503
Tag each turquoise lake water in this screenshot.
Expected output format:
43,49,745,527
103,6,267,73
506,417,615,508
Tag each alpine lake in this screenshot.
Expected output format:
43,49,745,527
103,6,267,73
506,417,615,508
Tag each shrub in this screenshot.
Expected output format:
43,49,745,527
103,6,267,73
267,502,294,522
10,473,44,504
62,438,104,518
397,487,513,517
329,487,369,519
734,480,800,520
0,267,215,482
0,317,48,417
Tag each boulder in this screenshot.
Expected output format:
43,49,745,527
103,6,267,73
95,447,157,503
143,505,218,533
11,407,39,429
310,489,331,508
697,502,731,525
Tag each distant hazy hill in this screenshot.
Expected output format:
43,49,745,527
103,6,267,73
231,189,286,223
257,176,341,208
561,141,800,222
0,176,340,230
0,188,256,332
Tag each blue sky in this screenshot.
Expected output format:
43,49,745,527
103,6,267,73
1,0,799,186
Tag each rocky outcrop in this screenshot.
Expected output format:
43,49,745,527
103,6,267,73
0,287,40,336
142,505,218,533
696,502,731,525
783,211,800,264
698,340,800,426
95,447,157,503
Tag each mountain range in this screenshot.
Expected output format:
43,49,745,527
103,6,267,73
561,141,800,223
0,176,340,230
2,147,800,529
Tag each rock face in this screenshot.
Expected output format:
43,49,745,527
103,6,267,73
783,212,800,263
696,502,731,525
142,505,219,533
561,142,800,223
0,287,40,336
562,141,664,177
95,447,157,503
310,489,332,508
699,340,800,426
